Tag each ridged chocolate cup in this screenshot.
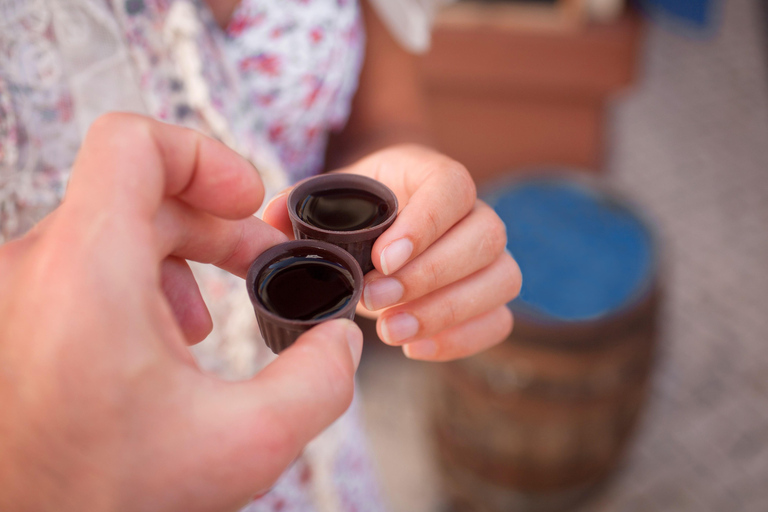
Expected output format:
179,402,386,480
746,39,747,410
287,174,398,274
246,240,364,354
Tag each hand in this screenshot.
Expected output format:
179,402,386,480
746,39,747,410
264,144,522,361
0,113,364,512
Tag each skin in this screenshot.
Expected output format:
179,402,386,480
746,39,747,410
325,0,434,167
263,145,521,361
0,2,524,509
207,0,522,361
262,2,523,361
0,114,364,511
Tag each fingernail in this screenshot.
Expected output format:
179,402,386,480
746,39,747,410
380,238,413,275
363,278,404,311
345,321,363,369
403,339,437,360
380,313,419,345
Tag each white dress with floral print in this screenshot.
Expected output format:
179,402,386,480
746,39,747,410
0,0,388,511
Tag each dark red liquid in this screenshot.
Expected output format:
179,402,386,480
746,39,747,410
297,188,390,231
257,256,355,321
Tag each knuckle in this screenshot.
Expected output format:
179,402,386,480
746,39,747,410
432,337,463,363
288,342,355,416
421,256,446,293
430,346,448,362
498,307,514,340
306,339,355,401
257,405,301,457
89,112,139,135
480,209,508,256
445,161,477,208
213,222,247,268
427,157,476,209
442,297,462,327
423,206,443,243
499,253,523,301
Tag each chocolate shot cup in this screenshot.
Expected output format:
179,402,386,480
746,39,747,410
288,174,398,274
246,240,364,354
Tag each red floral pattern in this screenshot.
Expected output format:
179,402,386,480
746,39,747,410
0,0,384,511
224,0,365,181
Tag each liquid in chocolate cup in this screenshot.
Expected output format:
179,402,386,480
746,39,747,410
288,174,398,274
246,240,364,354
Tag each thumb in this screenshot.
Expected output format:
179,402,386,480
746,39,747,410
244,318,364,437
197,319,363,499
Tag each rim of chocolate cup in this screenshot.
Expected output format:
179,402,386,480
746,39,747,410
287,173,399,243
246,239,364,327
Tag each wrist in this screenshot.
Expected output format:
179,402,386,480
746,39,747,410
325,125,435,171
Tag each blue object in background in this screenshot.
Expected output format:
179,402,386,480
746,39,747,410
636,0,718,31
486,178,655,323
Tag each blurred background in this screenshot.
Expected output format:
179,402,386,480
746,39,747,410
356,0,768,510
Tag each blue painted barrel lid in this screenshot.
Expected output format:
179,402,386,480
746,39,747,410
483,175,657,324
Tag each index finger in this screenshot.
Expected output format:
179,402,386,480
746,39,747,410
66,113,264,224
343,145,477,275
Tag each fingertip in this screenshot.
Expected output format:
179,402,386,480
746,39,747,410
299,319,363,371
160,257,213,345
502,305,515,338
262,192,294,239
378,312,419,346
508,252,523,298
259,218,291,247
184,312,214,345
344,320,363,369
402,339,437,360
175,131,266,219
263,191,288,219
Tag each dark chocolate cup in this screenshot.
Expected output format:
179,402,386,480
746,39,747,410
287,174,398,274
246,240,364,354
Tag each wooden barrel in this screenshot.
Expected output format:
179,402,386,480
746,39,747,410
431,175,660,512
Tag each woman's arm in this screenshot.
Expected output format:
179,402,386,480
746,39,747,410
203,0,431,164
265,2,521,362
204,0,240,30
326,1,434,169
207,0,521,361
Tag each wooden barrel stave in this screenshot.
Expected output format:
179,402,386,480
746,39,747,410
431,288,658,505
432,176,661,511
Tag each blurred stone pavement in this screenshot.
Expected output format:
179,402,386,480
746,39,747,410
356,0,768,510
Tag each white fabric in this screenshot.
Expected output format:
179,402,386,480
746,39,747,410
0,1,386,510
367,0,452,53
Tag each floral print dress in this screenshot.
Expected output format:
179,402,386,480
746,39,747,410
0,0,387,511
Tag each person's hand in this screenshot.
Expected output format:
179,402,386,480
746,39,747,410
263,144,522,361
0,113,364,512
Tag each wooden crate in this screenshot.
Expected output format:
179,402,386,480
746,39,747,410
438,0,591,33
421,8,644,183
